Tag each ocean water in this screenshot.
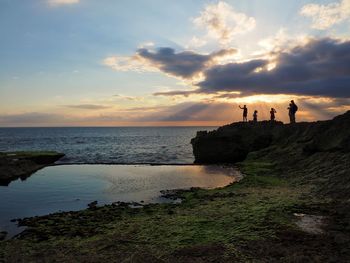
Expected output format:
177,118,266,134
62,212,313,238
0,164,241,236
0,127,215,164
0,127,237,237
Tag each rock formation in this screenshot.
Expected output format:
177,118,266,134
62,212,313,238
0,152,64,186
191,111,350,164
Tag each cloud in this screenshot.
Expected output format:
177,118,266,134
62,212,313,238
139,99,350,123
0,103,235,125
0,112,130,126
300,0,350,30
0,112,63,125
47,0,79,7
119,106,168,112
257,28,309,54
297,97,350,120
64,104,111,110
104,47,236,79
193,1,256,45
160,103,228,122
131,101,234,122
103,55,157,73
137,47,237,78
153,90,197,97
106,38,350,100
187,36,207,49
197,38,350,98
113,94,142,101
2,97,349,127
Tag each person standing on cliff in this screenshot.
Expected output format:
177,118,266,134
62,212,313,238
270,108,277,121
239,105,248,122
288,100,298,123
288,103,293,123
253,110,258,122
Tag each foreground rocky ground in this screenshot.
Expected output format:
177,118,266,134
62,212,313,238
1,112,350,262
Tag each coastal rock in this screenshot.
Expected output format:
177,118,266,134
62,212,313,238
191,121,283,163
0,151,64,186
87,201,98,209
191,111,350,164
0,231,7,241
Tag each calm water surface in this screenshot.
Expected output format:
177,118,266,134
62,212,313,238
0,164,240,236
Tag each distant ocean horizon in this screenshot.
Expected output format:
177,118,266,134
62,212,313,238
0,127,217,164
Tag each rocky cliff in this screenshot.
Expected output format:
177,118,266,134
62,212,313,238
191,111,350,164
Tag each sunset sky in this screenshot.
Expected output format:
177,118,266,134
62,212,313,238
1,0,350,126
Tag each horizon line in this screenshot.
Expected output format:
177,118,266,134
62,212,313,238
0,125,219,128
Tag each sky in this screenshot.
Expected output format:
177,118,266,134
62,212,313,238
0,0,350,126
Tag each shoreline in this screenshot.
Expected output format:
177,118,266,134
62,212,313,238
53,162,232,166
1,112,350,261
3,159,345,261
3,157,349,261
0,160,240,241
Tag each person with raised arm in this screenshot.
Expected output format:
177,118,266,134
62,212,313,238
239,105,248,122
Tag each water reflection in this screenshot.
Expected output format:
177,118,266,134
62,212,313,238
0,164,240,235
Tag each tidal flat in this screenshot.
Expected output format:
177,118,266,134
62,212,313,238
0,164,239,237
1,158,349,262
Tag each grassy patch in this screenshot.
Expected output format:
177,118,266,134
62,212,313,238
0,159,306,262
239,161,275,176
1,184,301,261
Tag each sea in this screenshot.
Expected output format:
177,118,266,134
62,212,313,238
1,126,244,236
0,127,216,164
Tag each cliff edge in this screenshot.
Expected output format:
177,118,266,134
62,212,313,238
191,111,350,164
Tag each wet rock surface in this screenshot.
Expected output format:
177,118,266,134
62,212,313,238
0,151,64,186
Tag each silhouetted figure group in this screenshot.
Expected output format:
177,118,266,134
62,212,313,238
238,100,298,124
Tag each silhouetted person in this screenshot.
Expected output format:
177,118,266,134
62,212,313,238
288,103,292,123
253,110,258,122
239,105,248,122
288,100,298,123
270,108,277,121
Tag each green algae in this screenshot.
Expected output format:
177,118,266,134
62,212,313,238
0,160,306,262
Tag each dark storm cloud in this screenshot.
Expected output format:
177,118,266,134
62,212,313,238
137,47,236,78
198,38,350,98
